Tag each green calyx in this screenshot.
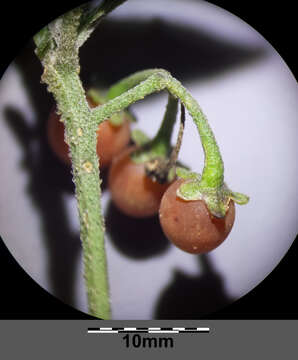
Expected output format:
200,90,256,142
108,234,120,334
129,129,178,184
176,167,249,218
131,138,171,164
131,128,151,146
130,137,175,184
129,93,180,184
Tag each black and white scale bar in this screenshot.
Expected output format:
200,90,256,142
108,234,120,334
87,327,210,334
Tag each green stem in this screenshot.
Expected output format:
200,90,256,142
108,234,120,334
150,94,178,157
130,93,179,183
50,69,110,319
35,9,110,319
167,77,224,189
94,69,224,190
106,69,162,100
130,93,178,166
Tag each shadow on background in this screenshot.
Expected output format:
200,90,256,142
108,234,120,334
3,41,81,308
154,253,235,319
80,18,266,88
105,201,170,259
3,15,264,312
4,106,81,309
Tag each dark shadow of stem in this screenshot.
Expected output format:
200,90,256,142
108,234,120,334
105,201,170,259
80,17,266,88
3,43,81,308
4,106,81,308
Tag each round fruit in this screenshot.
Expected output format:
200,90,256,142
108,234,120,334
108,147,171,218
96,116,130,168
47,109,70,164
159,178,235,254
47,97,130,168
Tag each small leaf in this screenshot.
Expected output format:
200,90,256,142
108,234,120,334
176,180,202,201
204,193,228,218
34,26,54,60
34,25,50,47
109,112,124,126
87,88,107,105
131,129,150,146
230,191,250,205
176,167,200,181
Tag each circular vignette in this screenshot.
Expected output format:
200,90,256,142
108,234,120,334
0,0,297,319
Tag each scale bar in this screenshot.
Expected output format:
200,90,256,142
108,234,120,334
88,330,118,333
148,331,179,334
88,327,210,334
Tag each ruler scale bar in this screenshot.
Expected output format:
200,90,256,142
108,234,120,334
148,331,179,334
88,330,119,333
88,327,210,334
118,331,149,333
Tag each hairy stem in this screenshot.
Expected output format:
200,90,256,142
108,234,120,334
93,69,224,189
48,71,110,319
166,76,224,189
35,9,110,319
150,94,178,157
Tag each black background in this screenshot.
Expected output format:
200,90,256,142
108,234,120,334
0,0,297,320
